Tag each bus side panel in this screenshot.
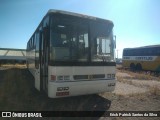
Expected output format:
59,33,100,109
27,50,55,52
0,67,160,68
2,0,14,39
155,56,160,72
123,56,160,72
26,50,36,76
35,65,40,91
26,49,37,90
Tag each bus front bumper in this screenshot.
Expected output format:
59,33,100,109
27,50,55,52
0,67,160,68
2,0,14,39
48,79,116,98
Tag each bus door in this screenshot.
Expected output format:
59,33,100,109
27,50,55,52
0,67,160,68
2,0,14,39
40,28,49,93
35,32,40,91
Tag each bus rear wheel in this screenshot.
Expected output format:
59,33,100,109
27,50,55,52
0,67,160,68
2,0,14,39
130,63,136,71
136,63,142,71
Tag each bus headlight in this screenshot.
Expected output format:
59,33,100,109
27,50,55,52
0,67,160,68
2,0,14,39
112,74,115,78
107,74,111,78
107,74,115,79
57,75,70,81
64,76,70,80
57,76,63,80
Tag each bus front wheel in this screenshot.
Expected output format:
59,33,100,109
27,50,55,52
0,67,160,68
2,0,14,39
136,63,142,71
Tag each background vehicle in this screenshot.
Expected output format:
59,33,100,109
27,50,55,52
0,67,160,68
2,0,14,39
123,45,160,72
26,9,116,98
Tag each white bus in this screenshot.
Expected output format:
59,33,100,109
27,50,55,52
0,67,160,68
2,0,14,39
26,9,116,98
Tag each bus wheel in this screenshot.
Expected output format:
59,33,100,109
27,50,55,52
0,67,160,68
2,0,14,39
130,63,136,71
136,63,142,71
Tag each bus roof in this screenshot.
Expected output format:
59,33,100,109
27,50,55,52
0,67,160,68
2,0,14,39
124,44,160,50
48,9,113,24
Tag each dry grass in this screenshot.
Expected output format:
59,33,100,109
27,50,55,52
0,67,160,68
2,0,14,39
0,64,26,69
116,69,160,97
116,65,160,81
122,71,158,81
117,76,133,84
149,85,160,96
117,80,160,98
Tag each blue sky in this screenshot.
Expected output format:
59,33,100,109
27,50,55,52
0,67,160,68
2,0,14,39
0,0,160,58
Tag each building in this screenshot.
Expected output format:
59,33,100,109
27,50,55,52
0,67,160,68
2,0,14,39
0,48,26,65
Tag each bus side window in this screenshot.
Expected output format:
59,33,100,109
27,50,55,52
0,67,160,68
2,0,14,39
35,32,40,69
158,48,160,55
156,47,160,56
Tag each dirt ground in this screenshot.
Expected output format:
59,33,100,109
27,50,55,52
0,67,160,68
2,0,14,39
100,70,160,120
99,69,160,120
0,66,160,120
114,70,160,95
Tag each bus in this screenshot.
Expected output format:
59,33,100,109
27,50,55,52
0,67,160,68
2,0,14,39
123,45,160,72
26,9,116,98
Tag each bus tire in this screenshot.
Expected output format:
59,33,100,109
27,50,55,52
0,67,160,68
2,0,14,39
136,63,142,71
130,63,136,71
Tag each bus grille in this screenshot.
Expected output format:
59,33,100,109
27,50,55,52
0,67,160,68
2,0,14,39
73,74,105,80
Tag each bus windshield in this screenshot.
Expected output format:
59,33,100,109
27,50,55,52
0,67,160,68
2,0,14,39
50,14,114,62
